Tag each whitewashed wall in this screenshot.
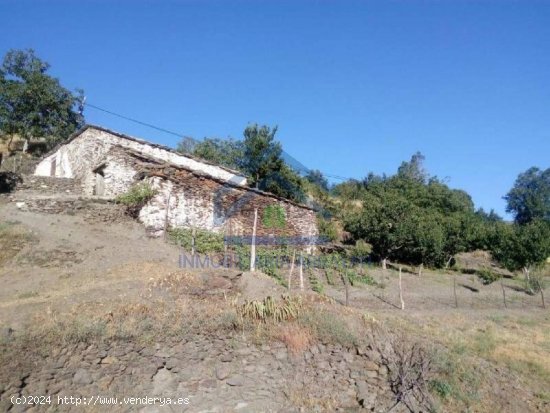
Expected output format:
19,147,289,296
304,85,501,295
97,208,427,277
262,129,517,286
34,127,247,193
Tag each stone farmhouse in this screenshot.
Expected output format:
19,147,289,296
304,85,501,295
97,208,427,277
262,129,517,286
34,125,318,242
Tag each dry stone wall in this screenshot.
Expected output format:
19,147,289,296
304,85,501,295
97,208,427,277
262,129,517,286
0,333,395,412
138,166,318,243
18,175,83,195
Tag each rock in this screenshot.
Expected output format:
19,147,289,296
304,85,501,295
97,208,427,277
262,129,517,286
152,368,176,395
100,356,118,365
0,327,14,340
215,365,230,380
220,353,233,362
165,358,179,370
154,348,172,358
234,402,248,409
365,370,378,379
226,375,245,386
356,381,377,408
200,379,217,389
363,360,379,371
73,369,93,385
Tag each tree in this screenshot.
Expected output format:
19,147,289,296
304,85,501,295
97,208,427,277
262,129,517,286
342,155,497,269
240,124,284,188
175,136,197,155
261,163,306,203
397,151,428,183
178,136,244,171
490,219,550,293
0,49,84,150
504,167,550,225
305,169,329,191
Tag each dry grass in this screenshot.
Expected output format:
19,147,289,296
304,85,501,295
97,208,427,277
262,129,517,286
3,296,241,352
0,221,35,265
380,310,550,412
276,323,312,354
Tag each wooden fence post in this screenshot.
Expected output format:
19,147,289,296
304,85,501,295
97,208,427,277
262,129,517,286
537,278,546,309
163,191,172,242
453,274,458,308
399,266,405,310
191,227,196,257
250,208,258,272
501,278,507,309
288,249,295,292
340,272,349,306
299,252,304,291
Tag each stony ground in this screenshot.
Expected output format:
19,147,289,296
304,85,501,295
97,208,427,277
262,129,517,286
1,193,549,413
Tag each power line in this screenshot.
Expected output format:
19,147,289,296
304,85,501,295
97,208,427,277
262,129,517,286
84,101,354,182
84,102,187,139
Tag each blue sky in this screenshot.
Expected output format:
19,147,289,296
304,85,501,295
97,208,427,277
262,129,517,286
1,0,549,217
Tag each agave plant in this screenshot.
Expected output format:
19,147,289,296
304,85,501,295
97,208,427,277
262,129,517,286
238,295,301,322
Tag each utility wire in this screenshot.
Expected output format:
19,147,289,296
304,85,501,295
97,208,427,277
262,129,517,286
84,101,354,181
84,102,187,139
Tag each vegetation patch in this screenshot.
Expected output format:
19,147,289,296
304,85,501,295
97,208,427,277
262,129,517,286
169,227,224,254
115,182,156,217
238,295,301,323
298,308,358,347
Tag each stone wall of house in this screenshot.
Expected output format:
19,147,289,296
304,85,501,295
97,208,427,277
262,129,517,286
138,167,318,244
32,127,317,243
34,126,247,190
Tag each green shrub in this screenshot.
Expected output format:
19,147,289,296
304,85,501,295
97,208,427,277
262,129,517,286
262,204,286,229
115,183,156,214
429,379,453,399
169,227,224,254
477,267,500,285
346,269,377,286
349,239,372,260
325,268,335,285
307,267,324,294
317,217,338,242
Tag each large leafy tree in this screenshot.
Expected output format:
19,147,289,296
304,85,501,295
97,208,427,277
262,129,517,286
342,155,496,268
490,219,550,288
240,124,284,188
0,49,84,150
176,123,306,203
504,167,550,225
178,136,244,171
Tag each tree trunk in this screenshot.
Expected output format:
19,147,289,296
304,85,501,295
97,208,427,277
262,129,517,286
418,263,423,277
250,208,258,272
381,258,387,270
